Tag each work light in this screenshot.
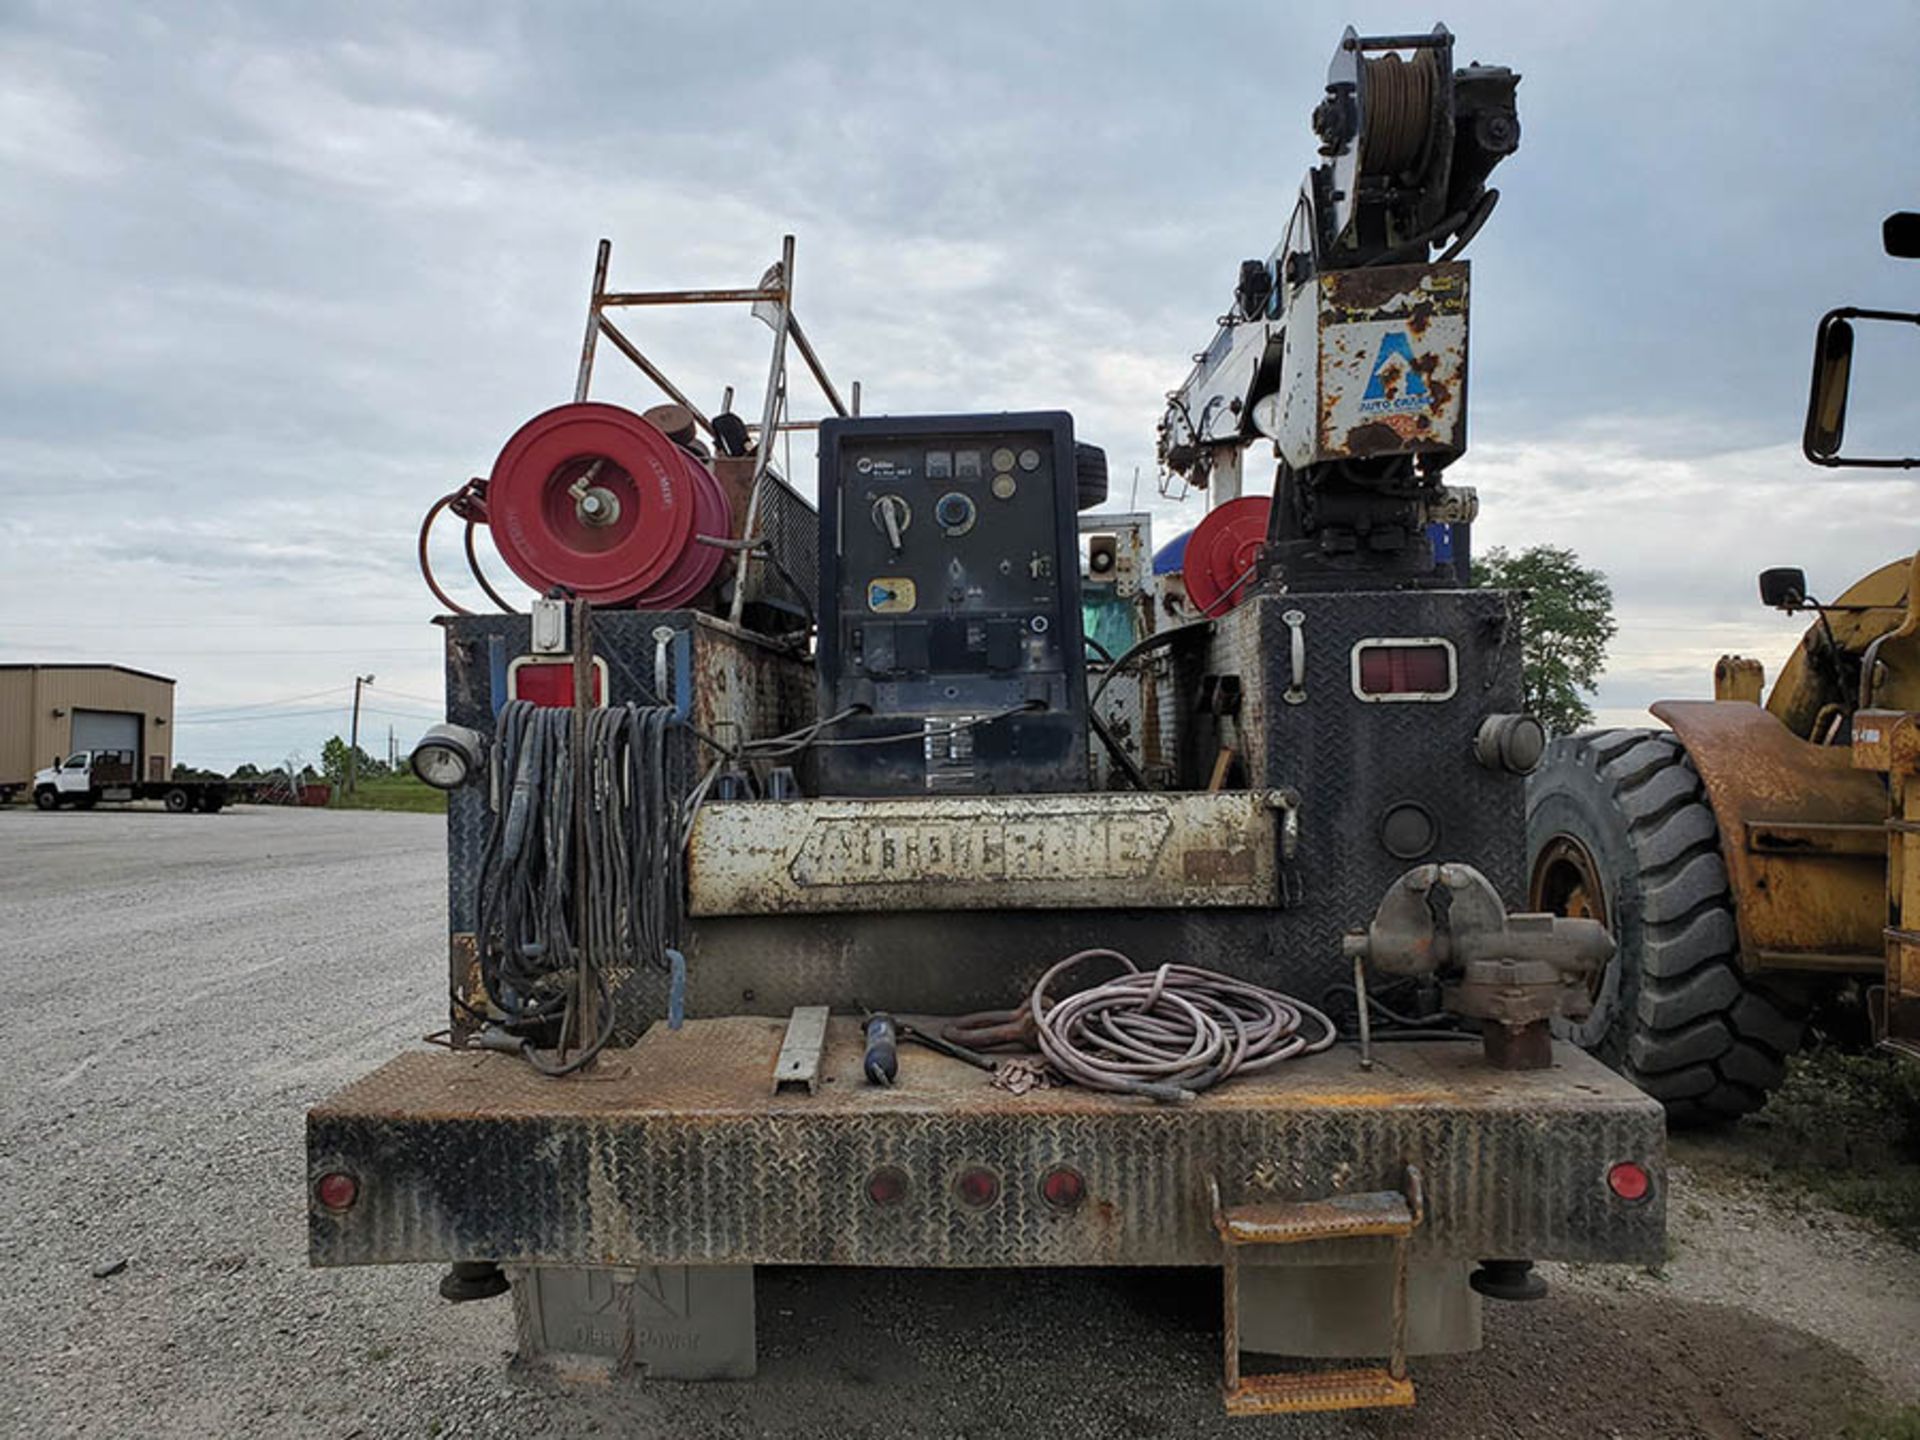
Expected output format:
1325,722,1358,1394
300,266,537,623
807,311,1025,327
409,723,486,790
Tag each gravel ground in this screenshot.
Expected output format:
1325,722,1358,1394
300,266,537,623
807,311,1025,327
1,806,1913,1439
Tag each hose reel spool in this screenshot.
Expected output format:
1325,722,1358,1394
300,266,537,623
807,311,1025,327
483,402,733,608
1357,48,1439,179
1312,25,1517,261
1184,496,1272,617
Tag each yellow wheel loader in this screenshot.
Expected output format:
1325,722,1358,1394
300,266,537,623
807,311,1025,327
1528,211,1920,1121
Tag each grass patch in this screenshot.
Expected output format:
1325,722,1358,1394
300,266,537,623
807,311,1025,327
1680,1045,1920,1249
1844,1404,1920,1440
329,774,447,814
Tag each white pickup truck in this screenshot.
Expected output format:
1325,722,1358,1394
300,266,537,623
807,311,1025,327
33,750,235,813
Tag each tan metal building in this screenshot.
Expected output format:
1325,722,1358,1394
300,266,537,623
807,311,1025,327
0,664,176,789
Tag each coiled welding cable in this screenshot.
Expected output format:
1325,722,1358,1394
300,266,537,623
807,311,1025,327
1030,949,1337,1102
472,698,685,1075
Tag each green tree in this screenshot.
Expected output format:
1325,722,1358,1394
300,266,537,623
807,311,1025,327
1473,544,1617,734
319,736,385,784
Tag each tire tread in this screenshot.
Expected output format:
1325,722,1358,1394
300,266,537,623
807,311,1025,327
1531,727,1808,1125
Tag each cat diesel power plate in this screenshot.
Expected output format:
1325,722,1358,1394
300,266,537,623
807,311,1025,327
815,413,1093,795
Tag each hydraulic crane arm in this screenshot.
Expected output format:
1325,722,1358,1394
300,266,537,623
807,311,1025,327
1159,25,1519,589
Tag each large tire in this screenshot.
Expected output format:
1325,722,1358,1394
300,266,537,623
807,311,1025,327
1074,443,1109,512
1527,728,1808,1125
163,787,192,813
34,787,58,811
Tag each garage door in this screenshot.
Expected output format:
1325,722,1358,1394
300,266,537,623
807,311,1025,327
71,709,143,765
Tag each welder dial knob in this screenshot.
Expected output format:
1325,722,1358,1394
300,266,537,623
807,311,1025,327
935,491,977,535
871,494,912,548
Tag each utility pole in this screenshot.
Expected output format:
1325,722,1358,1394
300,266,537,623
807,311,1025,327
348,674,374,794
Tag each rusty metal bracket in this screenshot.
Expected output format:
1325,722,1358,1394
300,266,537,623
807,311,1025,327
1209,1166,1424,1415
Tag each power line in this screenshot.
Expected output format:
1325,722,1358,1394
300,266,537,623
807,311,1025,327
174,685,353,718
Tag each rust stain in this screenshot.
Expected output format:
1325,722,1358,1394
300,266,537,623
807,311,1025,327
1183,847,1257,883
1342,422,1407,458
1652,701,1889,968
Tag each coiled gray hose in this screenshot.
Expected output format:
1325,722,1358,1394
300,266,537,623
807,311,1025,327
1030,949,1337,1102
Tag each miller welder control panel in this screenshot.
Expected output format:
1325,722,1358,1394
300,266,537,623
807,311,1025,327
815,412,1091,795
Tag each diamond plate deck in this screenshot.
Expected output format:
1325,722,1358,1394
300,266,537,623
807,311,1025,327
308,1021,1663,1270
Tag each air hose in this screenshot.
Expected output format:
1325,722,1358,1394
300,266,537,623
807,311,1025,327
1024,949,1337,1102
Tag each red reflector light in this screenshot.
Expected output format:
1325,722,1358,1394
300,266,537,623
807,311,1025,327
1355,642,1454,698
865,1166,908,1207
956,1168,1000,1208
510,659,606,708
1607,1161,1651,1202
1040,1166,1086,1210
315,1171,359,1211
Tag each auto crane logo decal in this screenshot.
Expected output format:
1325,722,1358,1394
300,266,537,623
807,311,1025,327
1359,330,1431,415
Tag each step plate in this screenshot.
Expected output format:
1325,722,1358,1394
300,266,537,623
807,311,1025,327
308,1018,1663,1270
1221,1191,1414,1245
1225,1368,1416,1416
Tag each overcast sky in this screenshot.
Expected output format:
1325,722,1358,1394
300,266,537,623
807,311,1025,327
4,1,1919,770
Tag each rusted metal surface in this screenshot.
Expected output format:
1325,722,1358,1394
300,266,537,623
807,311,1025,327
686,791,1289,915
1227,1370,1416,1417
449,933,483,1045
1213,1168,1420,1412
1853,709,1920,1049
599,286,783,307
1217,1190,1413,1245
1311,262,1468,464
684,613,815,759
1653,700,1887,973
307,1019,1663,1271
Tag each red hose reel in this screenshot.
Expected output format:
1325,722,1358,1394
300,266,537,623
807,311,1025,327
1183,495,1271,616
484,402,732,608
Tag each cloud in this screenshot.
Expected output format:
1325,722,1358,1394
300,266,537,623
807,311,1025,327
2,1,1918,769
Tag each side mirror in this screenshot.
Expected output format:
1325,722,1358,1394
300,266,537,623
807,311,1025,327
1804,306,1920,468
1884,211,1920,260
1759,567,1807,610
1804,314,1854,461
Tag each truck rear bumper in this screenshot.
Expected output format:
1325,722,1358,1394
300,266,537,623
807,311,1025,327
307,1017,1664,1270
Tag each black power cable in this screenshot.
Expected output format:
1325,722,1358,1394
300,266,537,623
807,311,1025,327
472,699,684,1075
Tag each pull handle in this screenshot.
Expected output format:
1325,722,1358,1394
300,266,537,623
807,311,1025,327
1282,608,1308,705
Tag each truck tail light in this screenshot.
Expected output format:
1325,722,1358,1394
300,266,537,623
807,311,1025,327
865,1166,908,1207
1040,1166,1085,1210
956,1168,1000,1207
1352,639,1457,700
1607,1161,1651,1203
315,1171,360,1211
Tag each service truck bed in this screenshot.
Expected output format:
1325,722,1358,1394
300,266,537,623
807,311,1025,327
308,1017,1663,1270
